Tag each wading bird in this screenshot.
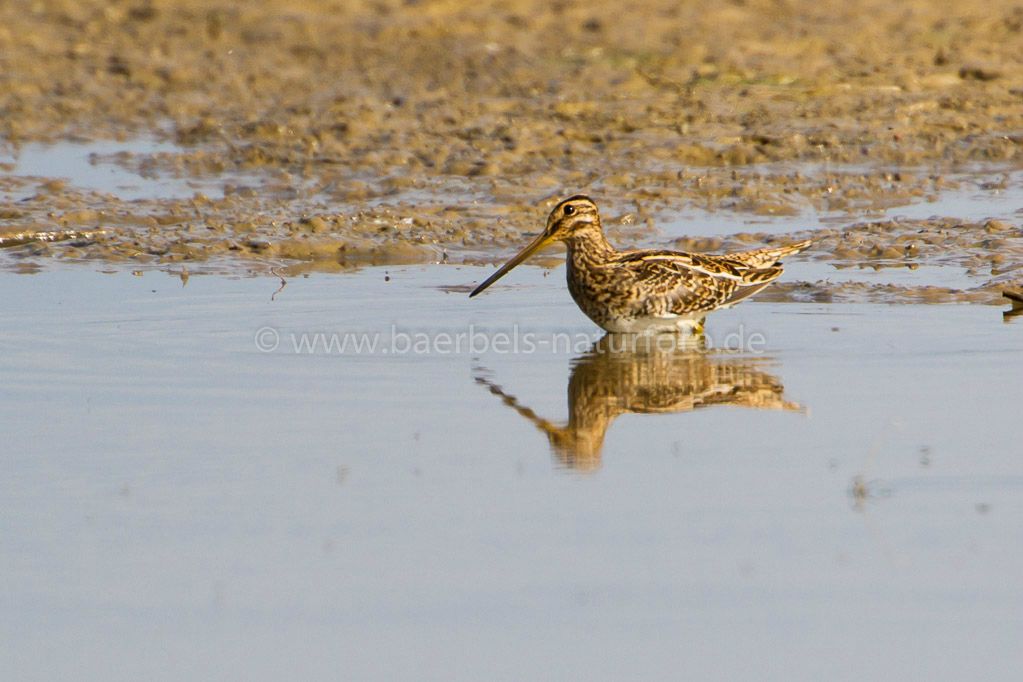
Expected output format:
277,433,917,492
470,195,810,333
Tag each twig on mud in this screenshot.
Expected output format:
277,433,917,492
270,266,287,301
1004,287,1023,309
1003,287,1023,320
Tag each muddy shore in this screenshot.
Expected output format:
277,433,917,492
1,0,1022,302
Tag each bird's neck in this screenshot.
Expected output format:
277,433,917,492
565,226,615,264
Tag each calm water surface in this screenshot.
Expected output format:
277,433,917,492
2,266,1021,680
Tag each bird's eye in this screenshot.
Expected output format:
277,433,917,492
563,205,576,216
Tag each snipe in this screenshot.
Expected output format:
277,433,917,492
470,195,811,333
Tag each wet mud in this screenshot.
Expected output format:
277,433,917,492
2,0,1022,302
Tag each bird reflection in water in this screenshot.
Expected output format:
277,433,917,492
474,334,803,471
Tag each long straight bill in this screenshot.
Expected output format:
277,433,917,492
469,232,554,298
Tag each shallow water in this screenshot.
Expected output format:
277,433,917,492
797,260,978,289
2,265,1021,681
3,138,232,200
663,168,1023,238
884,171,1023,223
5,138,1021,231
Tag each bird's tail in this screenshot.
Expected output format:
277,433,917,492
728,239,813,269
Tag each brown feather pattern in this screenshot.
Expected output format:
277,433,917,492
564,220,810,331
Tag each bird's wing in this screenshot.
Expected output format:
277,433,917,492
612,250,781,316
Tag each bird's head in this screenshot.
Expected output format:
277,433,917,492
469,195,601,298
543,195,601,240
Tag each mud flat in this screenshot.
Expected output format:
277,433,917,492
2,0,1022,302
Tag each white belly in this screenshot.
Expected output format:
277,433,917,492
600,313,705,334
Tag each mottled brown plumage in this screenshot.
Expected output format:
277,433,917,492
470,195,811,333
